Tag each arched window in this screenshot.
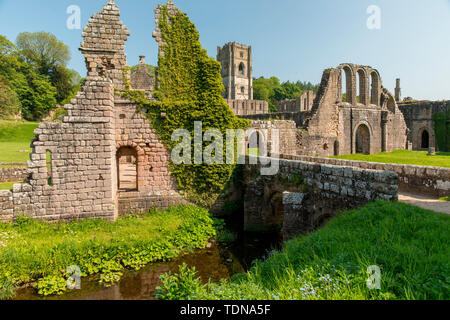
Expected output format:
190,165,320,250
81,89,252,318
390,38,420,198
239,63,245,75
117,146,138,191
421,130,430,149
370,71,380,105
341,66,353,103
357,69,367,104
241,86,245,94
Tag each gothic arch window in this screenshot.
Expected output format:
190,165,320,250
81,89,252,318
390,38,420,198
341,66,353,103
370,71,380,105
239,62,245,75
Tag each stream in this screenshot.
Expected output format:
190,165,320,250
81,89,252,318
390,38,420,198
14,213,283,300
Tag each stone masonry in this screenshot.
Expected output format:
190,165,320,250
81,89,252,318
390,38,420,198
0,0,187,223
241,63,408,158
243,156,399,240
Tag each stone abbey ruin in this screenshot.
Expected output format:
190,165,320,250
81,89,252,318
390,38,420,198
0,0,448,227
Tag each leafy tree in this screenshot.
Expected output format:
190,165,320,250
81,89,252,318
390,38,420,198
253,76,319,113
16,32,71,75
0,75,20,118
0,35,17,56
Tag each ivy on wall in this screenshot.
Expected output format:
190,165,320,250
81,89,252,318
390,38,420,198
433,111,450,152
118,6,249,206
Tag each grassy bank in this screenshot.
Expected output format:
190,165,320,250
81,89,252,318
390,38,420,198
0,206,217,299
0,120,39,163
0,182,18,190
156,201,450,300
331,150,450,168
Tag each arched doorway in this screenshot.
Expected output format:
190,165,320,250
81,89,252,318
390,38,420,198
248,131,265,156
421,130,430,149
117,146,138,191
355,124,370,154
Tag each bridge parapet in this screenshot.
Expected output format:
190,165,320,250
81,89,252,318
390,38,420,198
242,156,398,240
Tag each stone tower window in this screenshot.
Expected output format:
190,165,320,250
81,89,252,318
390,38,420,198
239,63,245,75
240,51,244,58
46,150,53,186
241,87,245,94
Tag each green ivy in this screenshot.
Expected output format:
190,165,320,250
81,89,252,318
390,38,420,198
117,5,249,206
433,110,450,152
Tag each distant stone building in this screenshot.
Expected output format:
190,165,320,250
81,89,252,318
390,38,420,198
398,100,450,152
241,63,408,157
277,91,316,113
217,42,268,115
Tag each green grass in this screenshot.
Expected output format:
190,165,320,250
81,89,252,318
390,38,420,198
440,197,450,202
332,150,450,168
0,182,19,190
0,206,217,299
0,120,39,164
156,201,450,300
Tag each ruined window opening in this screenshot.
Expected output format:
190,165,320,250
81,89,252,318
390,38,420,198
117,146,138,191
355,124,370,155
357,69,366,104
341,67,352,103
370,72,379,105
241,87,245,94
119,114,126,119
46,150,53,186
240,52,244,58
239,63,245,75
421,130,430,149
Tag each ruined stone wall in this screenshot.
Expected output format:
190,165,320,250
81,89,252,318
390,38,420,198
226,99,269,116
399,100,450,151
275,154,450,197
277,91,316,113
114,99,187,214
0,190,13,223
0,167,28,183
246,120,297,155
243,156,398,239
11,78,118,222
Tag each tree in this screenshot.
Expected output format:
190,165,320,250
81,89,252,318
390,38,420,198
49,65,74,103
0,75,20,118
0,35,17,56
16,32,71,75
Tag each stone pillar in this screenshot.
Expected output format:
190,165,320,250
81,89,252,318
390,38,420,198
395,78,402,102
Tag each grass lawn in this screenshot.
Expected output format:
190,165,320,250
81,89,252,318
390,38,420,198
331,150,450,168
156,201,450,300
0,182,19,190
0,206,217,299
440,197,450,202
0,120,39,164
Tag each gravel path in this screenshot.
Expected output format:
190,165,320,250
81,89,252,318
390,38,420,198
399,193,450,215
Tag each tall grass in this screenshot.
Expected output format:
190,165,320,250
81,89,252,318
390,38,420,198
156,201,450,300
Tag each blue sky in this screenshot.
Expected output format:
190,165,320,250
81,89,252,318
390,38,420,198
0,0,449,100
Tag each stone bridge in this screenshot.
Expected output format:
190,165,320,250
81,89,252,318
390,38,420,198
238,156,398,240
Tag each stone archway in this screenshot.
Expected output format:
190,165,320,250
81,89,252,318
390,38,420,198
421,129,430,149
355,124,371,155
